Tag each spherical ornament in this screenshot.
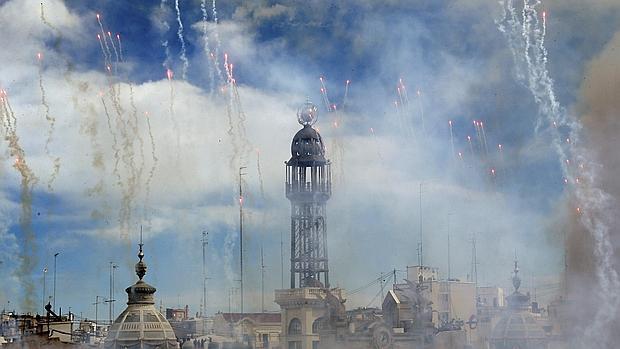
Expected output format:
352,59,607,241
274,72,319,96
297,101,319,126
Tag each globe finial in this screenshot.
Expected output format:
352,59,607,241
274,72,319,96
297,101,318,126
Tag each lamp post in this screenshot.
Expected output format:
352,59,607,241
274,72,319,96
53,252,59,311
42,267,48,310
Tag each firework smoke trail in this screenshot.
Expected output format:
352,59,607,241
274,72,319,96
499,1,620,345
0,90,39,312
319,77,332,111
200,0,217,91
467,135,474,157
211,0,224,82
343,80,351,111
144,112,158,229
39,5,65,191
165,69,181,162
256,149,265,200
107,31,120,75
449,120,456,161
369,127,383,161
36,53,60,190
473,120,482,153
117,34,124,62
97,34,111,69
416,90,426,135
480,121,490,156
101,95,121,186
128,84,146,196
96,14,113,65
174,0,189,80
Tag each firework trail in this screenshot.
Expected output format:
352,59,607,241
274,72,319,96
256,149,265,200
107,31,120,73
467,135,474,157
499,1,620,345
369,127,383,161
200,0,217,91
319,77,332,112
0,90,39,312
36,53,60,190
174,0,189,80
116,34,124,62
343,80,351,112
39,4,67,191
480,121,490,156
129,84,145,193
473,120,482,152
96,14,113,65
416,90,426,135
144,112,158,229
101,95,121,186
165,69,181,162
207,0,224,87
159,0,173,72
448,120,456,161
97,34,111,69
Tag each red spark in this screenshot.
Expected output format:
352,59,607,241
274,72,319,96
166,69,174,80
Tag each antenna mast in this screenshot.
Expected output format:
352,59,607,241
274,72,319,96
239,167,247,315
201,231,209,317
261,244,266,312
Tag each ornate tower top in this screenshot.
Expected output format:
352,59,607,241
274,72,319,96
297,100,318,126
506,258,529,310
126,233,156,305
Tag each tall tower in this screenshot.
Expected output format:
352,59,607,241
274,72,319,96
285,101,332,289
276,102,342,349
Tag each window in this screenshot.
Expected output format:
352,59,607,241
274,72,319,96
288,318,302,335
312,341,319,349
288,341,301,349
312,318,323,334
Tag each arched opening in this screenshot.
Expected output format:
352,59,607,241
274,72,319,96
288,318,302,335
312,318,323,334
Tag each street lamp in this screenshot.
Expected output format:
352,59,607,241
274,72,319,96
53,252,60,311
42,267,48,311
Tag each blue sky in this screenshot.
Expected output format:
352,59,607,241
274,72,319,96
0,0,619,325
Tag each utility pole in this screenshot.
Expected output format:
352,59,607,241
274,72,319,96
239,166,247,315
280,231,284,289
42,267,48,310
107,262,118,325
447,214,452,320
93,296,105,335
53,252,59,311
261,244,265,313
469,233,479,304
419,183,423,266
201,231,209,317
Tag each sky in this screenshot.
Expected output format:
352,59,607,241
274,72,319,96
0,0,618,333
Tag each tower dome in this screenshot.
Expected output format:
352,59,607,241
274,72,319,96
290,102,326,165
104,237,179,349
